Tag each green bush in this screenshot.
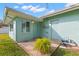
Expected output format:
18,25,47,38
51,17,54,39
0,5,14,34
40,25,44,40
34,38,52,54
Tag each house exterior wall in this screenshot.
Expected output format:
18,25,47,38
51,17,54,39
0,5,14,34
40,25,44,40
42,9,79,45
8,7,79,45
15,17,40,42
9,20,16,41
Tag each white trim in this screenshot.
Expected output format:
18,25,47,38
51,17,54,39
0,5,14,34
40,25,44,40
4,7,42,24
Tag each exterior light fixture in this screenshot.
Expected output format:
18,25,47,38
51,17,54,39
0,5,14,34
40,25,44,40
32,21,35,24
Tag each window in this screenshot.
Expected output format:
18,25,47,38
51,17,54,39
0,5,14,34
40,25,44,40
22,22,30,32
26,22,30,32
10,23,13,31
22,22,25,32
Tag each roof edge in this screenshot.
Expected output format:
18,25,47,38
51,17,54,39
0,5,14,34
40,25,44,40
4,7,42,24
40,3,79,19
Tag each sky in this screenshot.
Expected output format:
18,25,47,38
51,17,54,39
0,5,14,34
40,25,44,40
0,3,76,20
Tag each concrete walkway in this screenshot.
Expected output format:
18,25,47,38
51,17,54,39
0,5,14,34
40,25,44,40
18,41,42,56
18,41,79,56
18,41,60,56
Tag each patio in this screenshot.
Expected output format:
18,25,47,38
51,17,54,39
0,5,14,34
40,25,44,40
18,41,60,56
18,41,79,56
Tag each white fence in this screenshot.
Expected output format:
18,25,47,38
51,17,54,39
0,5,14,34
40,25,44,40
0,27,9,34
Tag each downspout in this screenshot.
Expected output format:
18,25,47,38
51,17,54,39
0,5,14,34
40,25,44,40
32,20,35,39
50,20,52,40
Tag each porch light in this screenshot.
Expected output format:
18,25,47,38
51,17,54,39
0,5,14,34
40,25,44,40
49,23,52,26
32,21,35,24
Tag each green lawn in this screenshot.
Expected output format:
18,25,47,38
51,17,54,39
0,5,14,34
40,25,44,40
51,47,79,56
0,34,79,56
0,34,29,56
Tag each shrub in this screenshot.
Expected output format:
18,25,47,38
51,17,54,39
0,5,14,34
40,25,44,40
34,38,52,54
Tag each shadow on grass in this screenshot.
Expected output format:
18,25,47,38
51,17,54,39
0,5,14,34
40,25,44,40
51,48,66,56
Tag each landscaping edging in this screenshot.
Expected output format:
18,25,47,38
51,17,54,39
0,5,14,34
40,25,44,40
12,40,30,56
17,43,31,56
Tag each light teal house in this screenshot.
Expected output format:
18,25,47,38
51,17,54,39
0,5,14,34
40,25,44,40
4,7,42,42
4,4,79,45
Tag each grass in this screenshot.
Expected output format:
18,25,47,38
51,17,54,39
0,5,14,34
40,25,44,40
0,34,29,56
0,34,10,40
51,48,79,56
1,34,79,56
64,49,79,56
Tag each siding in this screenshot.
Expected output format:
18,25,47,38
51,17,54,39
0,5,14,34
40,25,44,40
9,20,16,41
15,17,40,42
42,9,79,45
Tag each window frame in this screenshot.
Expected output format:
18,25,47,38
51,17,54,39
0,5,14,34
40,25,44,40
22,21,30,32
10,22,13,31
26,22,30,32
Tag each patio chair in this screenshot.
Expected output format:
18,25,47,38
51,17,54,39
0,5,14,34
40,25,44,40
50,39,78,56
61,39,78,47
